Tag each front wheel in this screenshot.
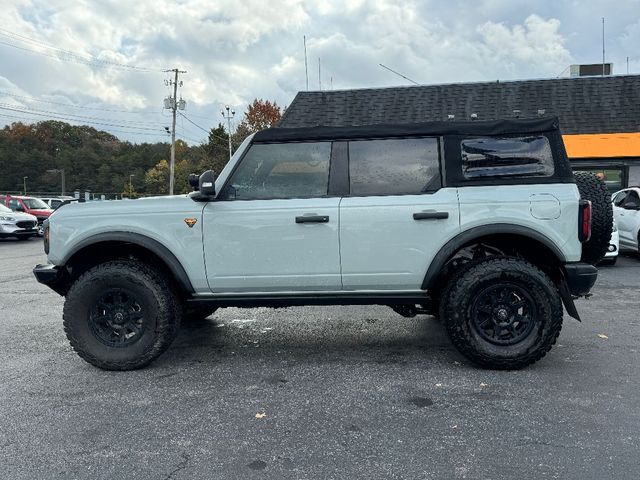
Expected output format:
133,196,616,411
440,257,563,369
63,260,181,370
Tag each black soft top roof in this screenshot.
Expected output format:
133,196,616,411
253,117,560,143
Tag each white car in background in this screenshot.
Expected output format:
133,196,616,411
0,203,38,240
601,221,619,265
612,187,640,255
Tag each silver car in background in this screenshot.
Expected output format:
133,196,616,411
0,203,38,240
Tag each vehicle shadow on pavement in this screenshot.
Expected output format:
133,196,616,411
162,308,463,368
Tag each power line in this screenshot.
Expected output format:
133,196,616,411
0,90,165,116
0,102,166,127
178,112,230,144
0,29,163,73
0,105,165,132
0,112,169,138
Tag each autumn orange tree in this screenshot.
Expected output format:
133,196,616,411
232,99,282,147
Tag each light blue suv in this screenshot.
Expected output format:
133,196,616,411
34,117,611,371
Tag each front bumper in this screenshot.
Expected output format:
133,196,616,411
564,263,598,296
33,264,68,295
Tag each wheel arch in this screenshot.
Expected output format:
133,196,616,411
422,224,567,290
62,232,194,295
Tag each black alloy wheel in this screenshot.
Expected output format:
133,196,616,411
471,284,536,346
89,288,146,347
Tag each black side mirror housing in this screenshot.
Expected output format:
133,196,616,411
190,170,216,202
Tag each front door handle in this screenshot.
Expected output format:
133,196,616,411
413,211,449,220
295,215,329,224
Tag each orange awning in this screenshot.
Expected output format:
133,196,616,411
562,133,640,159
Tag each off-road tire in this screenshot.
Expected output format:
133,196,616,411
63,260,181,370
440,256,563,369
182,306,218,323
574,171,613,265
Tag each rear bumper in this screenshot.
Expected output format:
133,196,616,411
33,264,68,295
564,263,598,296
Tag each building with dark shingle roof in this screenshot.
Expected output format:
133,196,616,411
279,75,640,189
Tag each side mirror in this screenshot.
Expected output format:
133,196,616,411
199,170,216,197
190,170,216,202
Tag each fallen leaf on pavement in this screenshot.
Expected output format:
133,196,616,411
597,334,609,339
479,383,488,387
255,412,266,419
435,383,443,388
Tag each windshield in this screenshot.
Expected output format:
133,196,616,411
0,204,12,213
22,198,50,209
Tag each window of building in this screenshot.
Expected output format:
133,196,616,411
573,168,625,195
348,138,440,196
221,142,331,200
461,136,554,179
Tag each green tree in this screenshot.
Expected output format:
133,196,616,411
144,160,169,195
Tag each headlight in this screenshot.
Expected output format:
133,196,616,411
0,216,14,221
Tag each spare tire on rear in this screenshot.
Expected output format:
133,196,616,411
573,171,613,265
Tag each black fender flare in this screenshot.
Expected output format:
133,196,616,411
62,231,194,293
421,224,567,290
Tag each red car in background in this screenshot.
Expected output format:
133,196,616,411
0,195,54,234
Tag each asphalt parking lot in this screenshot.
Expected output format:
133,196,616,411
1,238,640,480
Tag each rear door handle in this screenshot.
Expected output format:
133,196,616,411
413,211,449,220
295,215,329,224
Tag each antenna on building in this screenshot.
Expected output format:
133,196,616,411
602,17,606,76
318,58,322,91
304,35,309,91
379,63,420,85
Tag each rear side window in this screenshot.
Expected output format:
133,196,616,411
461,136,554,179
348,138,440,196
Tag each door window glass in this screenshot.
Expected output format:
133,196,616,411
623,191,640,209
8,199,23,211
461,136,554,179
222,142,331,200
613,191,628,206
348,138,440,195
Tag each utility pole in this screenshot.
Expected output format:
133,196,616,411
23,176,27,195
602,17,606,76
164,68,186,195
221,105,235,161
129,174,134,197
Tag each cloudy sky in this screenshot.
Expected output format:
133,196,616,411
1,0,639,143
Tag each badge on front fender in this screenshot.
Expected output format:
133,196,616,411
184,218,197,228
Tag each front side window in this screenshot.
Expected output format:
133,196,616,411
222,142,331,200
348,138,440,196
461,136,554,179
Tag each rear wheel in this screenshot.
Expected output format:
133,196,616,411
440,257,563,369
63,260,181,370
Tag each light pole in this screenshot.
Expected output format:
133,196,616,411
47,169,65,196
129,174,134,197
23,176,28,195
221,105,235,161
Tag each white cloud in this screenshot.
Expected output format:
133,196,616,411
0,0,637,142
